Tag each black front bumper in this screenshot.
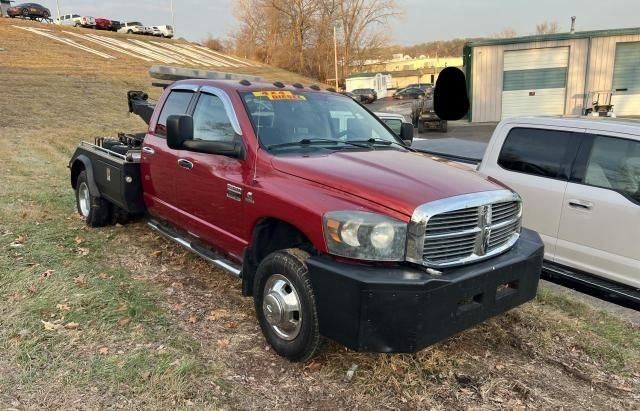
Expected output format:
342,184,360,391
307,228,544,353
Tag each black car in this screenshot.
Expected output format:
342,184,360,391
7,2,51,19
351,88,377,104
340,91,363,102
393,87,425,100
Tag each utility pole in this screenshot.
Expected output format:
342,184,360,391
55,0,61,20
333,25,339,89
170,0,175,33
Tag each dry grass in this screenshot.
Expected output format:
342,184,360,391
0,17,639,409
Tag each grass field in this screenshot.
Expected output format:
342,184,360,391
1,18,639,409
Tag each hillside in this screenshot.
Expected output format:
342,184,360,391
0,18,316,85
0,16,639,410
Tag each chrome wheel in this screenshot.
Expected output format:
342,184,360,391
78,182,91,218
262,274,302,341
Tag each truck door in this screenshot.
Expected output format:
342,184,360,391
140,88,195,219
479,125,582,261
557,132,640,288
173,88,248,259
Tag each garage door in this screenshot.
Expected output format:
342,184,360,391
502,47,569,119
612,42,640,116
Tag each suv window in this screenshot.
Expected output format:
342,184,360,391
583,135,640,202
192,93,236,142
498,127,577,179
155,90,193,137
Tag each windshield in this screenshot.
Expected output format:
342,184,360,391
241,91,402,150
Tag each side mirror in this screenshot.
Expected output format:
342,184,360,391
400,122,414,146
166,114,193,150
433,67,469,120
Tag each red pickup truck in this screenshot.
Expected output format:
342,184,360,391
68,67,543,361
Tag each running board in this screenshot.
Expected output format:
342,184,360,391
148,220,242,278
542,262,640,311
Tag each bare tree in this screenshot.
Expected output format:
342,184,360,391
231,0,400,82
337,0,400,76
536,21,559,34
201,35,227,52
492,27,518,38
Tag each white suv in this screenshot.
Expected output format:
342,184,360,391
118,21,148,35
476,117,639,292
152,25,174,38
57,14,95,28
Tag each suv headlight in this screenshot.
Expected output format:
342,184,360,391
323,211,407,261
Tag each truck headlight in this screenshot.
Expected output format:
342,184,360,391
323,211,407,261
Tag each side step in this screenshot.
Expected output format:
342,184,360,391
148,220,242,278
542,262,640,311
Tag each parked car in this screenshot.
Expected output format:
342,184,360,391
94,17,112,30
411,97,447,132
153,25,174,38
394,87,425,100
7,3,50,19
340,91,361,102
420,116,640,308
375,112,413,144
57,14,95,28
109,20,122,32
67,69,543,362
351,88,377,104
118,21,147,35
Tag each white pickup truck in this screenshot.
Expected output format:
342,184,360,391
420,116,640,308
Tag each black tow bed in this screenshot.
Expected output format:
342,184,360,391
69,142,145,214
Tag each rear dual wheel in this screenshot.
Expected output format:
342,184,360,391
253,249,320,362
75,170,111,227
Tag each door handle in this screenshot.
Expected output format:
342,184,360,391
177,159,194,170
568,199,593,210
142,146,155,155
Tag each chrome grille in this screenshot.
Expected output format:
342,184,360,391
407,190,522,268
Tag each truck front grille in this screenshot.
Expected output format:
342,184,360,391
407,191,522,268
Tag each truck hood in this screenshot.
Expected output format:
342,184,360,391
271,149,502,216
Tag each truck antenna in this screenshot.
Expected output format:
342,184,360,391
252,91,264,185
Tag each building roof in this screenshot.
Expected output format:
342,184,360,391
466,27,640,48
346,72,391,79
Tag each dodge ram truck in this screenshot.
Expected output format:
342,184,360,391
68,67,544,361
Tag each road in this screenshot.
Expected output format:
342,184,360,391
370,97,495,160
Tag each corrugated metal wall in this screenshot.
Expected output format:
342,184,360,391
471,34,640,122
471,39,589,122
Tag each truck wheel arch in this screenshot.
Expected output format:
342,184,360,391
70,155,101,198
242,218,315,297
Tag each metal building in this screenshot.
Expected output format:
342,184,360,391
463,27,640,122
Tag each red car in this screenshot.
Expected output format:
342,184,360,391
95,18,112,30
68,69,543,362
7,2,51,19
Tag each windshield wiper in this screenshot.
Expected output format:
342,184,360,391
266,138,369,150
350,138,405,148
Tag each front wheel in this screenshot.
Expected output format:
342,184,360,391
253,249,320,362
75,170,112,227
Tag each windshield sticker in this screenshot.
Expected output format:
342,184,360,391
252,91,306,101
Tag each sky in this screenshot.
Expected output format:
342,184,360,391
44,0,640,45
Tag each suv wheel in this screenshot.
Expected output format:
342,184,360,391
253,249,320,362
127,29,133,34
21,8,29,17
75,170,112,227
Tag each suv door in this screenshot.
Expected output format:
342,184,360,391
557,132,640,288
173,88,248,258
479,125,583,260
140,87,195,219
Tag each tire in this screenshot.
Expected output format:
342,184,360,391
22,8,29,17
253,249,320,362
440,122,448,133
75,170,112,227
417,121,425,134
127,29,133,34
43,11,49,19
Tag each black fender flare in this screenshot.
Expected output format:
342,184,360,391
70,155,101,198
